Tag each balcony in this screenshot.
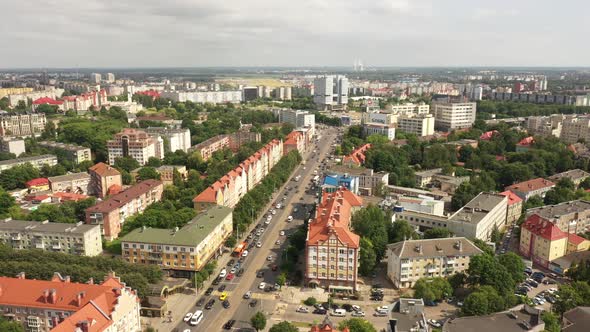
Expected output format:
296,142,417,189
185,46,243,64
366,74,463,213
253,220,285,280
52,244,62,250
427,267,438,273
34,243,45,249
10,234,21,241
446,260,455,265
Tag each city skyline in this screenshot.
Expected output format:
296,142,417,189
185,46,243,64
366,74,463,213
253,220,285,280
3,0,590,68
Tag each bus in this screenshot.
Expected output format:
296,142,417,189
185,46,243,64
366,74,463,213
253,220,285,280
233,242,247,257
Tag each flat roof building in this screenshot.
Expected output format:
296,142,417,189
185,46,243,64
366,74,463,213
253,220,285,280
38,141,91,164
0,154,57,172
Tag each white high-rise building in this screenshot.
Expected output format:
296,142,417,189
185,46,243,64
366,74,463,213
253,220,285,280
106,73,115,83
398,114,435,137
90,73,101,84
433,102,477,131
313,75,349,110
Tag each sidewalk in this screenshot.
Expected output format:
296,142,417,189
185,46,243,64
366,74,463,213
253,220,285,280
142,290,197,332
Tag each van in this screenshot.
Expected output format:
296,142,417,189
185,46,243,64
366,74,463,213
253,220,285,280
189,310,203,325
331,309,346,317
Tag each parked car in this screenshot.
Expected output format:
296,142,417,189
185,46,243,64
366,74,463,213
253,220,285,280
424,300,438,307
313,308,327,315
256,270,264,278
219,291,228,301
342,304,353,312
237,268,245,277
205,287,214,296
218,285,226,292
183,312,193,322
296,306,310,313
428,319,442,328
223,320,236,330
219,268,227,278
226,273,235,281
249,299,258,307
196,298,205,307
222,300,230,308
205,299,215,310
351,311,365,317
373,311,387,317
258,282,267,290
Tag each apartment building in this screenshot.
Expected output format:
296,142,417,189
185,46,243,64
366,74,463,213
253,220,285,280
448,192,508,240
48,172,91,195
61,90,108,112
433,102,477,131
156,165,187,185
121,206,233,277
193,139,283,211
499,190,523,225
385,103,430,115
85,179,164,240
363,123,396,140
305,188,363,292
90,72,101,83
228,131,262,151
313,75,349,110
0,219,102,256
397,114,435,137
548,169,590,188
361,111,397,125
283,131,305,156
0,113,47,137
273,109,316,135
160,90,243,103
107,128,164,166
88,162,122,198
526,115,564,138
189,135,230,161
329,165,389,194
526,200,590,234
505,178,556,201
0,272,141,332
386,237,482,288
144,127,191,153
38,141,91,164
0,154,57,172
560,116,590,144
0,87,33,99
520,214,590,268
8,89,63,108
0,137,25,156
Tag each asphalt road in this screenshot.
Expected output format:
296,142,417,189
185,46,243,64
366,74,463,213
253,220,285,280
176,127,340,331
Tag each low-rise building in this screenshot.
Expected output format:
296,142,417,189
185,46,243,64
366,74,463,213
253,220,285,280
38,141,92,164
414,168,469,194
0,154,57,172
516,136,535,153
85,179,164,240
548,169,590,188
328,165,389,195
548,250,590,276
26,178,50,193
499,190,523,225
387,237,481,288
0,219,102,256
305,188,363,292
144,127,191,153
526,200,590,234
363,122,396,140
310,316,350,332
156,165,187,185
322,174,359,194
505,178,556,201
562,306,590,332
388,298,429,332
519,214,590,268
88,162,122,198
395,195,445,216
48,172,91,195
0,272,141,332
189,135,230,161
0,137,25,156
342,143,371,167
283,131,306,156
448,192,508,240
443,305,545,332
121,206,233,278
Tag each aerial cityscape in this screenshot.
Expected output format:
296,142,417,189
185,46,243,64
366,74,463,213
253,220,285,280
1,2,590,332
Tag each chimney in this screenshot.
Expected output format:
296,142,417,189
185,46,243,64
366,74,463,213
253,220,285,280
43,289,50,303
0,285,3,297
79,320,89,332
458,240,463,252
76,291,86,307
50,289,57,304
16,272,25,279
113,288,122,296
87,278,94,285
64,276,71,283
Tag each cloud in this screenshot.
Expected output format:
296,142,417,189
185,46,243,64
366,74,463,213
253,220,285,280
0,0,589,67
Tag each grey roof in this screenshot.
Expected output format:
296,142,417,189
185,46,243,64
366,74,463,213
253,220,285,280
0,219,99,234
527,200,590,219
550,251,590,271
450,192,506,225
120,206,232,246
329,165,379,177
548,169,590,182
387,237,482,259
0,154,57,166
443,306,544,332
563,307,590,332
38,141,89,152
48,172,90,183
415,168,443,178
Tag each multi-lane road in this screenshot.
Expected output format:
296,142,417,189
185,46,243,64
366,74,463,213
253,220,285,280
176,127,340,331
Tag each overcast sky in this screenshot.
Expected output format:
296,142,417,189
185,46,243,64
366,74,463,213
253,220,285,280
2,0,589,68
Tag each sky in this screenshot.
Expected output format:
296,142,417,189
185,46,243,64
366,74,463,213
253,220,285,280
2,0,589,68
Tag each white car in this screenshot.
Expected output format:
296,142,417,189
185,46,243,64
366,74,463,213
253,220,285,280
230,267,237,274
219,268,227,278
352,305,361,312
296,306,309,313
428,320,441,328
266,215,272,221
266,255,273,261
271,209,276,215
183,312,193,322
258,282,267,290
287,216,293,222
256,242,262,248
351,311,365,317
276,203,282,209
264,219,270,225
242,250,249,257
279,230,285,236
376,306,389,312
275,240,281,245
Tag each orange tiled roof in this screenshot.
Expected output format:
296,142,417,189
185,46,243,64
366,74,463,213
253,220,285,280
307,188,363,248
499,190,523,205
568,233,589,246
343,143,371,165
86,179,162,213
89,162,121,177
517,136,535,146
505,178,555,193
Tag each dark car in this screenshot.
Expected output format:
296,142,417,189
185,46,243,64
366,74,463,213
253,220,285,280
424,300,438,307
249,299,258,307
223,300,231,309
342,304,353,312
237,268,245,277
223,319,236,330
313,308,327,315
218,285,226,292
212,277,222,285
196,298,206,306
205,299,215,310
256,270,265,278
543,279,556,285
205,287,214,296
264,285,273,292
227,259,235,267
248,243,255,250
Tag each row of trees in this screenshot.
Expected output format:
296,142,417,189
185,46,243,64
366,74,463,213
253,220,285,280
262,317,377,332
477,100,590,119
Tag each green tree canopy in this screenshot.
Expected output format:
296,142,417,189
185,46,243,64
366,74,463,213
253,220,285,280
251,311,267,332
338,318,377,332
413,277,453,302
269,321,298,332
423,227,452,239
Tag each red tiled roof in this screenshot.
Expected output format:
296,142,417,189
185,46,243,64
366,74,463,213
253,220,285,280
89,163,121,177
505,178,555,193
135,90,160,98
52,192,89,202
86,180,162,213
33,97,63,105
343,143,371,166
26,178,49,187
193,186,218,203
479,130,499,140
523,214,567,241
568,233,589,246
517,136,535,146
499,190,523,205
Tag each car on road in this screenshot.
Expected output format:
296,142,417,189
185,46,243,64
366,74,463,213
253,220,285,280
296,306,309,313
219,268,227,278
428,319,442,328
313,308,327,315
242,250,249,257
266,255,273,261
226,259,235,267
256,242,262,248
196,298,205,307
205,299,215,310
237,268,245,277
256,270,264,278
218,285,226,292
205,287,214,296
258,282,267,290
351,311,365,317
247,242,255,250
183,312,193,322
243,291,252,299
280,230,285,236
226,273,235,281
219,291,228,301
249,299,258,307
222,299,231,308
223,319,236,330
275,240,280,245
189,310,203,326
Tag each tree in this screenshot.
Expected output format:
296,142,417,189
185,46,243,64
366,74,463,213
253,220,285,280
490,225,501,244
541,312,560,332
352,205,389,261
251,311,267,332
413,277,452,302
498,252,526,284
269,321,298,332
466,254,515,296
358,238,377,276
146,157,162,167
0,188,16,217
338,318,377,332
423,227,452,239
389,220,417,243
114,157,140,172
276,272,287,286
304,297,317,306
136,167,161,181
0,316,24,332
462,291,489,316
